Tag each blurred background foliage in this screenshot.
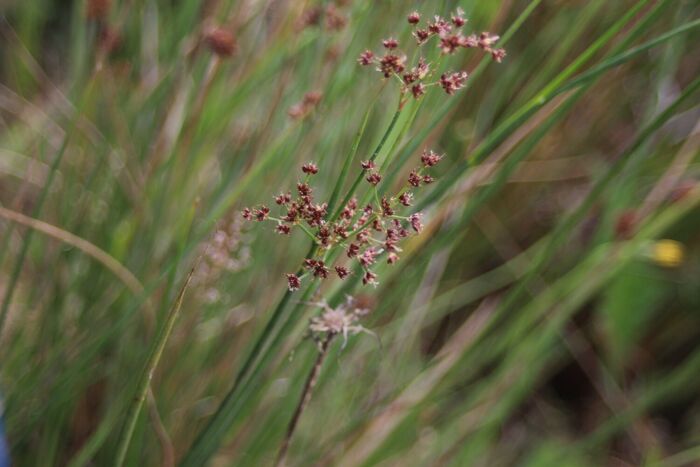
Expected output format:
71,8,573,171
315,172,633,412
0,0,699,465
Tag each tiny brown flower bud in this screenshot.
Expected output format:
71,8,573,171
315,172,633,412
362,270,378,286
408,170,422,187
411,83,426,99
398,192,413,206
422,174,434,184
302,162,319,175
491,48,506,63
407,11,420,25
414,29,430,44
387,252,399,264
275,223,291,235
275,192,292,205
366,172,382,186
361,160,375,170
286,273,301,291
409,213,423,233
297,183,312,197
382,37,399,49
313,261,330,278
440,71,468,95
347,243,360,258
380,197,394,216
335,266,350,279
254,206,270,221
451,8,466,27
421,150,443,167
242,208,253,220
358,50,375,65
204,28,236,57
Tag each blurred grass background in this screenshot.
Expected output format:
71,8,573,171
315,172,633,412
1,0,699,465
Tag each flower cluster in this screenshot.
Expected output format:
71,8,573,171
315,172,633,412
242,149,444,292
308,296,374,346
358,8,505,100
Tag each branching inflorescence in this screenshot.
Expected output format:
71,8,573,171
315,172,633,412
358,8,505,103
242,150,443,292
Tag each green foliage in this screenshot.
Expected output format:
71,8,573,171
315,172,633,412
1,0,699,465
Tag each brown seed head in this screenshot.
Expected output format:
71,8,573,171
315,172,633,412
204,28,236,57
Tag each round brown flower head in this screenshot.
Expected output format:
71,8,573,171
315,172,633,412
302,162,319,175
407,11,420,24
382,38,399,49
286,274,301,291
409,213,423,233
204,28,236,57
420,149,443,167
365,172,382,186
335,265,351,279
358,50,375,65
440,71,469,95
360,160,376,170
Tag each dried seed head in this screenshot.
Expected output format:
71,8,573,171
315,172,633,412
204,28,236,57
407,11,421,25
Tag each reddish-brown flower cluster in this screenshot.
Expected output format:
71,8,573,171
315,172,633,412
358,8,506,101
242,150,444,292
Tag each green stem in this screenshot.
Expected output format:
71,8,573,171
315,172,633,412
114,263,197,466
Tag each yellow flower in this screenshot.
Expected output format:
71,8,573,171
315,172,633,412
650,240,685,268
